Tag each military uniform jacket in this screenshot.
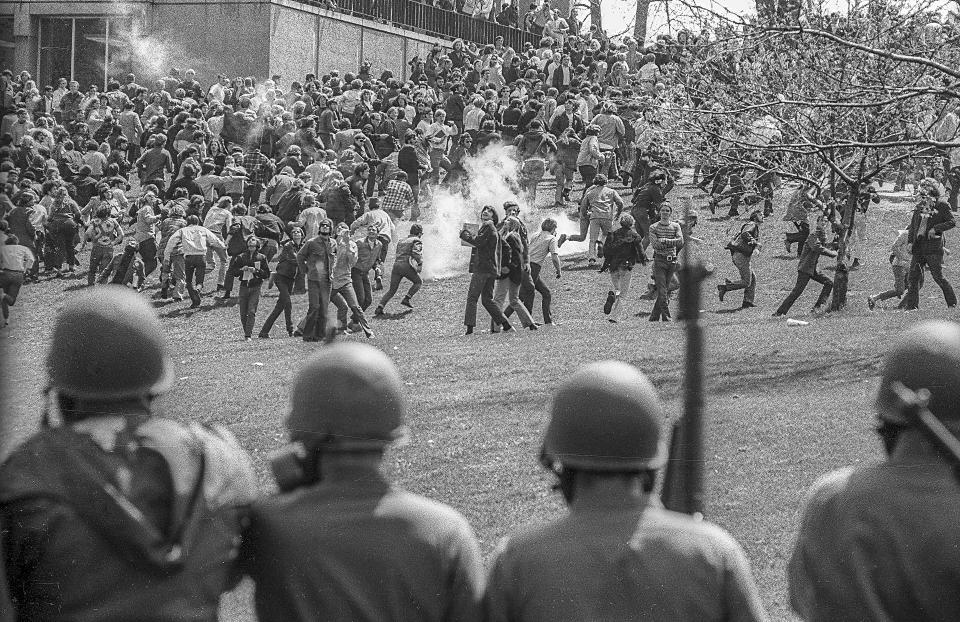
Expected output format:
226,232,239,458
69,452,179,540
243,476,483,622
0,418,258,622
788,452,960,622
484,499,768,622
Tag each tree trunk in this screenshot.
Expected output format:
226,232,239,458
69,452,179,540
634,0,650,44
590,0,603,34
829,181,862,312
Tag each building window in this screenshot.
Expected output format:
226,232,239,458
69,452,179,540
37,17,134,89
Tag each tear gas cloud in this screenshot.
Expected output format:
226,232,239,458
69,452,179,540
421,144,583,280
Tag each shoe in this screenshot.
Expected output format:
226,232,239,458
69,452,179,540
374,306,384,316
717,284,726,302
544,321,559,326
588,258,597,265
465,326,474,335
220,294,231,300
741,302,756,309
172,295,183,302
401,297,413,309
159,287,169,299
287,328,294,337
603,290,616,315
851,258,861,270
660,316,671,322
608,318,618,323
557,233,568,248
811,305,824,314
502,323,515,332
245,337,252,342
784,240,791,253
217,285,225,291
189,302,201,309
258,333,270,339
527,324,538,331
374,277,383,291
772,312,784,317
867,296,876,310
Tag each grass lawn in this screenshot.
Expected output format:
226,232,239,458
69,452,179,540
2,176,958,621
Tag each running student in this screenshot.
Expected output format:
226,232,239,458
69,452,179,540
375,224,424,316
525,218,562,326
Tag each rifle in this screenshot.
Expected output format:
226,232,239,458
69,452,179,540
890,381,960,483
662,198,707,515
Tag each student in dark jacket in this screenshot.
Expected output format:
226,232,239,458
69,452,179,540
903,180,957,310
630,169,673,248
228,236,271,341
600,213,646,322
254,204,284,260
460,206,511,335
322,179,359,226
773,213,838,316
259,228,303,338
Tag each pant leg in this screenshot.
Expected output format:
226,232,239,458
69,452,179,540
184,255,204,304
261,273,293,335
729,252,755,304
303,279,322,339
483,274,509,326
171,256,186,297
610,268,633,320
88,245,113,286
139,237,158,277
904,255,923,309
876,265,907,302
924,252,957,306
530,263,552,323
352,268,370,310
507,280,535,327
464,272,486,327
517,267,535,313
775,272,812,315
810,271,834,308
588,219,601,260
377,263,405,308
492,277,510,330
215,244,228,287
238,285,252,336
331,289,350,326
654,260,677,319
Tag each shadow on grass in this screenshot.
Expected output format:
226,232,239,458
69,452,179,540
374,309,413,320
773,254,799,260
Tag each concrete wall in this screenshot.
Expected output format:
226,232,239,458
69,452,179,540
4,0,479,87
269,1,452,84
150,1,271,85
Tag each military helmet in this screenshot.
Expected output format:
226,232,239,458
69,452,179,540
287,342,406,448
876,320,960,424
542,361,666,472
46,286,174,400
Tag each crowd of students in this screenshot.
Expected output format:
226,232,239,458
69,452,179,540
0,10,957,335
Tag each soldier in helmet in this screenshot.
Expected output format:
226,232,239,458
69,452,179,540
0,286,258,621
788,320,960,621
242,342,483,622
484,361,768,622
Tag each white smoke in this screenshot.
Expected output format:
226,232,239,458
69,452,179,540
421,144,586,278
422,143,524,279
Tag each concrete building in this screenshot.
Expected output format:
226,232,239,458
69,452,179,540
1,0,545,89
